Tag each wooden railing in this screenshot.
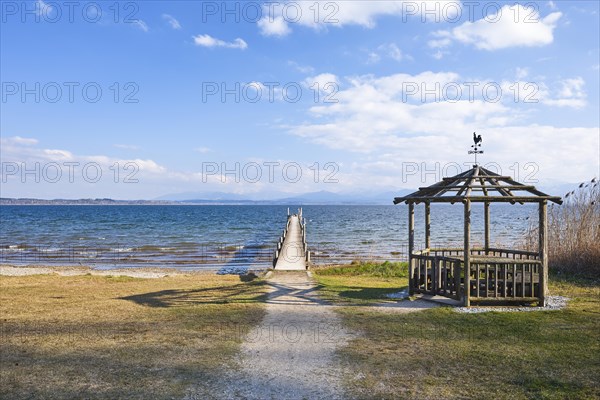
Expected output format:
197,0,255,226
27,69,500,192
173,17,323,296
414,247,538,260
412,254,462,300
469,260,541,299
272,213,292,267
298,208,310,265
410,247,541,303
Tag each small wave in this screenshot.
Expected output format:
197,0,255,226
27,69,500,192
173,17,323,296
39,247,62,253
111,247,133,253
216,266,249,275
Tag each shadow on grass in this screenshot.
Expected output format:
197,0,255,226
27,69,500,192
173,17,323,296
313,283,411,306
119,281,269,308
333,286,407,301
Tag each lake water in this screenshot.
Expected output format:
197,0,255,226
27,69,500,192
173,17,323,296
0,205,537,271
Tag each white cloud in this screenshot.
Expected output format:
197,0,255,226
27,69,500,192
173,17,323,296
367,52,381,64
194,147,213,154
515,67,529,79
192,34,248,50
133,20,149,32
162,14,181,30
388,43,405,61
304,73,338,87
1,136,39,146
283,70,598,184
288,61,314,74
0,139,343,198
257,1,461,36
258,16,291,37
542,77,587,108
431,5,562,51
365,43,410,64
431,50,448,60
428,34,452,49
35,0,52,17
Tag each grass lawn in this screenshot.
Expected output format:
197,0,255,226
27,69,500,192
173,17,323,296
0,273,268,399
313,261,409,305
315,263,600,399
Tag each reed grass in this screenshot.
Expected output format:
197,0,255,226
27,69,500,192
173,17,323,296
526,178,599,279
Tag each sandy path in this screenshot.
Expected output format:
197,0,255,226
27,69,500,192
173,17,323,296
216,271,355,399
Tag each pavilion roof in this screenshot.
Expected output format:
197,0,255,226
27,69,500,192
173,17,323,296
393,165,563,205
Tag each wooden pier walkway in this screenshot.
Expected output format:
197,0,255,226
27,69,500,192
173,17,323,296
273,209,309,270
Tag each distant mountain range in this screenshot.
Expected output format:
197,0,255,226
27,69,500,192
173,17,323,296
154,190,413,205
0,198,176,206
0,190,413,205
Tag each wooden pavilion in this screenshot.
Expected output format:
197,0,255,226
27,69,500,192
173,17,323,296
394,165,562,306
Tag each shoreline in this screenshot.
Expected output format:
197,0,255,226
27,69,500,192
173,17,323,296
0,264,220,279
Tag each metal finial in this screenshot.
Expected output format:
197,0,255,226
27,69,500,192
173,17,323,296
468,132,484,165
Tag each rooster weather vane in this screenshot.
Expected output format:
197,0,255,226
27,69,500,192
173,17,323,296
468,132,483,165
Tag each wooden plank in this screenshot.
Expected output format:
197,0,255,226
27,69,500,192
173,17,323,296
454,260,461,300
402,196,562,203
484,202,490,254
418,185,538,191
485,265,489,298
530,264,534,297
494,265,498,297
503,265,507,297
442,260,447,295
521,264,526,297
512,264,517,298
431,257,437,294
476,264,480,298
487,248,538,256
425,202,431,249
443,175,513,181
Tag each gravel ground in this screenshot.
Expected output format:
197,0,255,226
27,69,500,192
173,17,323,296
215,271,356,400
455,295,570,313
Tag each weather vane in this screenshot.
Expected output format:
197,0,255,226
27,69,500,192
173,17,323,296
468,132,483,165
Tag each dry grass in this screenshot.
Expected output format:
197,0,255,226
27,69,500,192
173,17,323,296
0,273,267,399
526,178,600,278
331,275,600,399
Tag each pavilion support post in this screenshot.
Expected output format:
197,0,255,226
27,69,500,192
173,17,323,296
463,200,471,307
484,202,490,255
425,202,431,250
538,200,548,306
408,203,415,295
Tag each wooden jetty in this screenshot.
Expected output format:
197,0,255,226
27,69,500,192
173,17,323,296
273,208,310,270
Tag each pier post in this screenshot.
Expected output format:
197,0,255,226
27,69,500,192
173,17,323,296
484,202,490,255
425,202,431,250
408,202,415,295
463,200,471,307
538,200,548,306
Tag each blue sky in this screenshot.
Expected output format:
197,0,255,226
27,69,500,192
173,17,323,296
1,0,599,199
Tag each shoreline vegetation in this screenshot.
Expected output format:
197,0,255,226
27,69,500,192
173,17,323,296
526,178,599,279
